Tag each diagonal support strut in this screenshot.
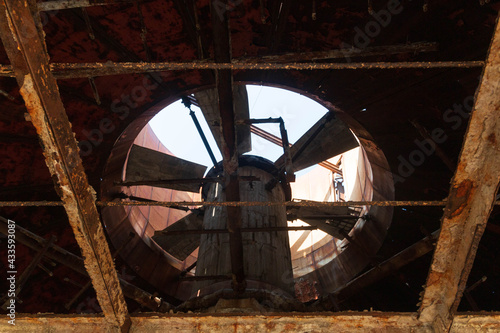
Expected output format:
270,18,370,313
210,0,246,292
0,0,130,331
418,14,500,332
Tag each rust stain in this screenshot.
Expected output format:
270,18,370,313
425,271,442,287
265,321,276,330
445,180,474,218
15,60,130,328
487,133,497,146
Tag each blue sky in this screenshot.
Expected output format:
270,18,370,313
149,85,327,168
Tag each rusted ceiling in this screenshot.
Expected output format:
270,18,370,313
0,0,499,331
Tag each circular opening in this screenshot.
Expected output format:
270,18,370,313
101,84,393,302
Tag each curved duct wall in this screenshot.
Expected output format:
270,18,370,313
101,124,199,300
100,86,394,302
294,114,395,295
290,146,373,279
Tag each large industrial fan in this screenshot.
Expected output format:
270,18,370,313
119,85,360,296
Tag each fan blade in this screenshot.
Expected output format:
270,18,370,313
194,85,251,154
275,112,358,172
288,204,360,240
233,85,252,153
125,145,207,193
152,209,204,261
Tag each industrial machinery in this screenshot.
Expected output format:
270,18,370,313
100,85,392,310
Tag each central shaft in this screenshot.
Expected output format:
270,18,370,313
195,156,294,296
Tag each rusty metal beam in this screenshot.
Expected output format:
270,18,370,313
65,232,135,310
37,0,136,11
250,124,284,146
5,199,500,208
245,118,293,177
320,229,440,306
0,61,484,79
0,313,426,332
242,42,439,63
451,313,500,332
211,0,246,292
1,312,500,332
418,15,500,331
250,125,342,174
319,160,342,175
0,1,130,331
4,312,500,332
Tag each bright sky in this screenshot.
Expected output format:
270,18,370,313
149,85,328,169
148,86,348,256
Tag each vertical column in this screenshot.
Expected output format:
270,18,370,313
196,165,293,295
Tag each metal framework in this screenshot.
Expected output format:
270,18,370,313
0,217,173,313
1,312,500,332
0,0,499,331
2,199,500,207
210,0,246,292
0,60,485,79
